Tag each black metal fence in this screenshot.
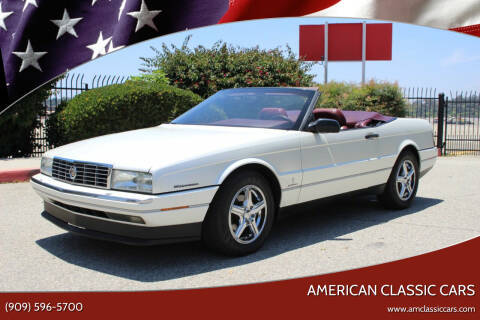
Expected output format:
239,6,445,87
33,73,128,156
443,92,480,155
402,88,440,143
403,89,480,156
32,78,480,157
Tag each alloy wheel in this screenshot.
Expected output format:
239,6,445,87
228,185,268,244
395,159,416,201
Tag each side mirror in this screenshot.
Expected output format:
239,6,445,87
307,118,340,133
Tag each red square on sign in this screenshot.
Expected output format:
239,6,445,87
299,23,392,62
328,23,363,61
299,25,325,61
366,23,392,60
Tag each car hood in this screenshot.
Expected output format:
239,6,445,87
46,124,293,172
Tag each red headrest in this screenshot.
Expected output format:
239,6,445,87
313,108,347,126
259,108,287,120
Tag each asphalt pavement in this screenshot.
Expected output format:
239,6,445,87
1,156,479,291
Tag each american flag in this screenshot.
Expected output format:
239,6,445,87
1,0,480,114
0,0,229,112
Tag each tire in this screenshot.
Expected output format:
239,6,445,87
378,151,419,210
202,170,275,256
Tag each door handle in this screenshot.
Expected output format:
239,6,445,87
365,133,379,139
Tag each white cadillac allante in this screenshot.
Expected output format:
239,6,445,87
31,87,437,255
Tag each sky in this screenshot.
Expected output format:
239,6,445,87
73,17,480,95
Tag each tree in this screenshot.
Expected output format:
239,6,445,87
315,80,407,117
139,35,316,99
0,81,56,158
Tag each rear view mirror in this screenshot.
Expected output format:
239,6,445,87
307,118,340,133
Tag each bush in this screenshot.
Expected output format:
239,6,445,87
316,81,407,117
45,100,68,147
47,81,203,146
140,36,316,99
129,69,169,86
0,81,55,158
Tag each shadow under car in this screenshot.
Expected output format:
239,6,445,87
36,195,443,282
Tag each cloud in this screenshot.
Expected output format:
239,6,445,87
441,49,480,66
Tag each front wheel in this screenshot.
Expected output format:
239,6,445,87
202,171,275,256
378,151,419,209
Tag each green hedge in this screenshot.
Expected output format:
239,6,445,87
47,81,203,146
316,81,407,117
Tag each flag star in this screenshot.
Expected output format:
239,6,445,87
22,0,38,12
127,0,161,32
107,40,124,53
0,3,13,31
51,9,83,40
86,31,111,60
12,40,47,72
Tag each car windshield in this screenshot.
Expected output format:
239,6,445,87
171,88,316,130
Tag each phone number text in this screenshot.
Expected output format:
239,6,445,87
5,302,83,313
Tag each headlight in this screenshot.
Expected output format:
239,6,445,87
111,170,152,193
40,157,53,176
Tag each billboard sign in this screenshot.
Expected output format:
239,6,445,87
299,23,392,61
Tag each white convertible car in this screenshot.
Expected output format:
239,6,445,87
31,87,437,255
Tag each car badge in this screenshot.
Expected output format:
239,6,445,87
69,166,77,179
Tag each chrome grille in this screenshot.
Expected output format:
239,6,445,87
52,157,111,188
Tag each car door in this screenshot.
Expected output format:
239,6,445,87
298,127,381,203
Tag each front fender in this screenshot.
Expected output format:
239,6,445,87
217,158,280,185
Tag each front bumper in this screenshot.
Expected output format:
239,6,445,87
31,173,219,244
41,203,201,245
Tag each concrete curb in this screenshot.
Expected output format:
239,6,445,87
0,169,40,183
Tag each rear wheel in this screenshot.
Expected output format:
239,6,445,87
378,151,419,209
202,171,275,256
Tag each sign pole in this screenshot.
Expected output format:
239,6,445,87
361,21,366,85
324,21,328,84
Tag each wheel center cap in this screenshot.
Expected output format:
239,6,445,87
244,210,255,221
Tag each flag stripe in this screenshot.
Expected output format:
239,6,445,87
308,0,480,31
220,0,341,23
451,24,480,37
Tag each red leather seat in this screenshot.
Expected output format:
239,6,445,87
354,118,374,128
342,110,394,128
259,108,288,120
312,108,347,127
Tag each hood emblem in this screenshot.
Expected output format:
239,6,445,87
69,166,77,179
